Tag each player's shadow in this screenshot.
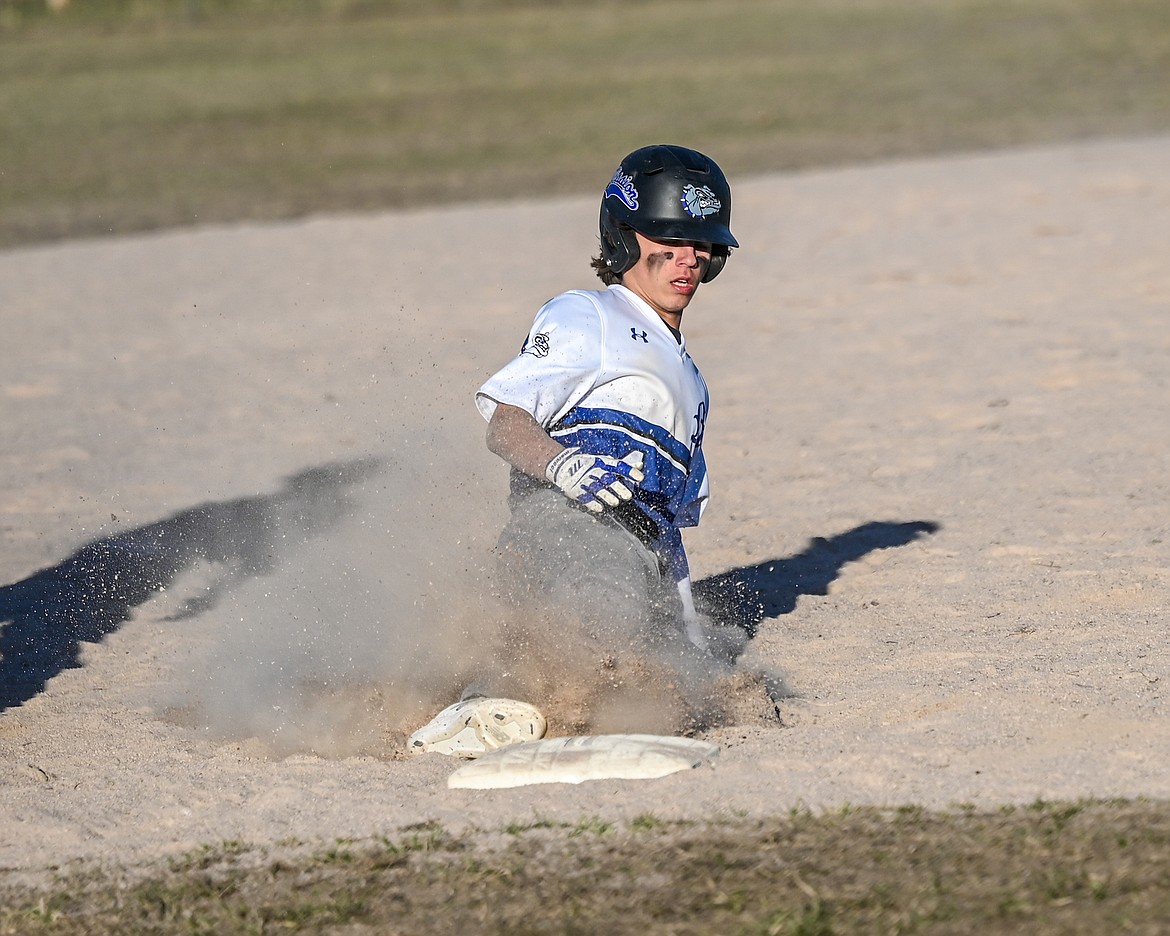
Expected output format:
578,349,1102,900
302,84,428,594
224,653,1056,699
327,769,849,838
0,458,379,713
694,520,941,639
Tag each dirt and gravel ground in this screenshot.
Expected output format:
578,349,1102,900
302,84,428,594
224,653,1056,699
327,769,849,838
2,138,1169,916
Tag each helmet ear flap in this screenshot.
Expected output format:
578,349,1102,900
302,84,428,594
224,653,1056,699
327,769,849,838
600,211,641,277
701,245,729,283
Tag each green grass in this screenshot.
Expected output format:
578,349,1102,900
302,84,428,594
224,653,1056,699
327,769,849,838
3,801,1170,934
1,0,1168,247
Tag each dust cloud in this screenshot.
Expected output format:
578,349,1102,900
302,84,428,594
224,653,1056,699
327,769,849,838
162,429,771,758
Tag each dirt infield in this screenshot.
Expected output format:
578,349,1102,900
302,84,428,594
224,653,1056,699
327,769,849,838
2,136,1169,891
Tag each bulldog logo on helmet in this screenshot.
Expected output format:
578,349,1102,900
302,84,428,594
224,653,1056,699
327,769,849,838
605,168,639,211
680,183,722,220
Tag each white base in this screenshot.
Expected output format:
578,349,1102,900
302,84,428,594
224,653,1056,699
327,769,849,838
447,734,719,789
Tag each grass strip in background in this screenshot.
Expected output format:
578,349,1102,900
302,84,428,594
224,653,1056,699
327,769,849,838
1,0,1168,247
2,800,1170,934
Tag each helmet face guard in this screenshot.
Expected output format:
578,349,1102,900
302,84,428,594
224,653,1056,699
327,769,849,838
599,144,738,283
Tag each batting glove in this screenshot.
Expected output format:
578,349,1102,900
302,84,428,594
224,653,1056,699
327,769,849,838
545,447,645,514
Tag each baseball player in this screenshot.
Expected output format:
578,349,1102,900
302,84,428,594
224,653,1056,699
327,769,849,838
478,144,737,640
409,145,738,757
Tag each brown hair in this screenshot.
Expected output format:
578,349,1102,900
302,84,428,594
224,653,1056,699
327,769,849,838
590,254,622,286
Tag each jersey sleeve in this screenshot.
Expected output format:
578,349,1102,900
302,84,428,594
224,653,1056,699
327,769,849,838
475,292,605,429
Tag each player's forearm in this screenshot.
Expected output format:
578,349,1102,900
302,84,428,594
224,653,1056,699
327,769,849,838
485,403,564,479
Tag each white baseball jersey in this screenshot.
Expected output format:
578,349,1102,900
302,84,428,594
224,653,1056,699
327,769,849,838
476,283,710,583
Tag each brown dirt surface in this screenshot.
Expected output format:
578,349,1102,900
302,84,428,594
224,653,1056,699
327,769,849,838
2,137,1169,927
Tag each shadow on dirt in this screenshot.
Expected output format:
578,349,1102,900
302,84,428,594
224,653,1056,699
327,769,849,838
0,459,379,712
694,520,941,637
2,490,936,714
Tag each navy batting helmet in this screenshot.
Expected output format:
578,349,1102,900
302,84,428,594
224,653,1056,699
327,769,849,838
599,145,738,283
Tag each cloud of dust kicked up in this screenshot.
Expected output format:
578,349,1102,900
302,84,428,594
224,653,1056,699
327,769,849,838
162,427,766,759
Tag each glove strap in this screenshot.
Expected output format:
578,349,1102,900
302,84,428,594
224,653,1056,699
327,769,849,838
544,446,580,484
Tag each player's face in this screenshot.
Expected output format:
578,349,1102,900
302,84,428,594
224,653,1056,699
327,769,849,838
621,231,714,327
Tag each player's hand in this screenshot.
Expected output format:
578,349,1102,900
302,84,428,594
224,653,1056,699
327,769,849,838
544,447,645,514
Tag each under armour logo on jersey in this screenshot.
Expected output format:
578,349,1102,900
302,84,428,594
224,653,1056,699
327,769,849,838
521,332,550,358
631,327,648,343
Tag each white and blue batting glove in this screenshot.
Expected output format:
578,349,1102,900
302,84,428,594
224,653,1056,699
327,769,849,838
544,447,645,514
